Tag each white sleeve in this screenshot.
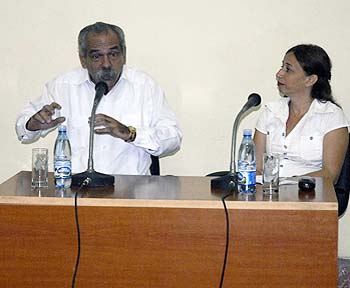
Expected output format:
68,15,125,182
323,106,350,134
15,84,55,144
131,84,182,157
255,105,270,135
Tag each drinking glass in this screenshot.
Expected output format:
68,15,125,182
262,153,279,194
32,148,48,188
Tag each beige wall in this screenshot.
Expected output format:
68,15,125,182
1,0,349,256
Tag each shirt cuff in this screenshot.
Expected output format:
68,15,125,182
16,116,41,143
131,127,159,152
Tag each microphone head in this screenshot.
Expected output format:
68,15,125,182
241,93,261,113
95,81,109,95
247,93,261,107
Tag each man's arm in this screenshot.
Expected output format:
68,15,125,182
16,84,65,143
26,102,65,131
93,84,182,157
93,113,134,141
132,85,182,157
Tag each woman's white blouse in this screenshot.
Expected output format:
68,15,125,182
256,97,349,177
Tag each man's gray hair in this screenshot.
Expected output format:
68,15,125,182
78,22,126,57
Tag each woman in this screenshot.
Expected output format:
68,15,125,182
254,44,349,184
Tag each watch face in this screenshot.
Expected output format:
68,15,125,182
126,126,136,142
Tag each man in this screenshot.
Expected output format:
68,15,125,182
16,22,182,175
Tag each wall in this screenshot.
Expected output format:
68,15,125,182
1,0,349,256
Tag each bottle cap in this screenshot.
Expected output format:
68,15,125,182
243,129,252,136
58,125,67,132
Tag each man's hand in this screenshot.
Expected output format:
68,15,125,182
26,102,66,131
94,113,131,141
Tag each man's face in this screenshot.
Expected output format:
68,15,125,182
79,30,126,91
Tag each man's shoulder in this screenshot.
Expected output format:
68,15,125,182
123,66,159,87
48,68,88,86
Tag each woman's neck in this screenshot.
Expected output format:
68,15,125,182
288,95,313,118
285,95,313,136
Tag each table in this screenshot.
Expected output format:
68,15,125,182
0,171,338,287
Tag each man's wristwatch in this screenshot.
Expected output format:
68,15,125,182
126,126,137,142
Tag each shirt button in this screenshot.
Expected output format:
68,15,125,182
284,145,287,149
282,132,285,136
280,164,284,167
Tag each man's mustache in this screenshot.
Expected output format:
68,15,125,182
96,69,117,80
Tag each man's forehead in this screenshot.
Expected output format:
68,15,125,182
86,31,121,51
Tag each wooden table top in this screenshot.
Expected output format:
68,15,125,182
0,171,337,210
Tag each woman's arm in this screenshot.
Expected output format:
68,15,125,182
307,127,349,184
253,129,267,175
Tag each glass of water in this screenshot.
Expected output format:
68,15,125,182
32,148,48,188
262,153,279,194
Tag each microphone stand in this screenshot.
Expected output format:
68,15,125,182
210,109,245,193
211,93,261,193
71,85,115,188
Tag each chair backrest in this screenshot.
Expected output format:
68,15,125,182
206,171,229,177
150,155,160,175
334,136,350,217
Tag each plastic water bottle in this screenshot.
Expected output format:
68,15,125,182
237,129,256,194
54,125,72,188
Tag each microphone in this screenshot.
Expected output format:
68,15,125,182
211,93,261,193
71,81,115,187
94,81,109,106
230,93,261,174
241,93,261,113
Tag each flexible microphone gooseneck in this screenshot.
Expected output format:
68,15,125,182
211,93,261,193
229,93,261,175
87,81,108,173
71,81,115,187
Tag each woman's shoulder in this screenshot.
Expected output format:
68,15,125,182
263,97,289,115
312,99,344,114
312,100,350,129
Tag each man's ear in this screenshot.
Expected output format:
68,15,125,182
306,74,318,87
122,47,127,65
79,54,87,68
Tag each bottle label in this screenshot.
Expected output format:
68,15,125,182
237,159,256,187
54,161,71,179
238,170,256,186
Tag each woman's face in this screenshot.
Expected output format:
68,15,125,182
275,52,312,97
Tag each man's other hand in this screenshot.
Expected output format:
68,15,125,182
26,102,65,131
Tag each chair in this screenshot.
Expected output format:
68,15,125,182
206,171,229,177
150,155,160,175
334,136,350,217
